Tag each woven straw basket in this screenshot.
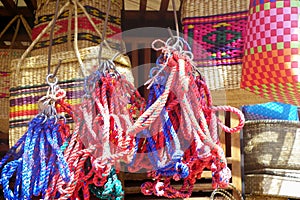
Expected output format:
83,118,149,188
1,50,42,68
243,120,300,172
181,0,249,91
210,89,269,108
9,45,133,147
31,0,122,56
181,0,249,18
0,15,32,135
246,194,288,200
245,174,300,199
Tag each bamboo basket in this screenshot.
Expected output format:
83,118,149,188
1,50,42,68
243,120,300,172
31,0,123,56
245,174,300,199
181,0,250,92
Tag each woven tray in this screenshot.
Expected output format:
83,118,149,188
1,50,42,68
9,45,133,147
31,0,122,56
245,174,300,198
243,120,300,172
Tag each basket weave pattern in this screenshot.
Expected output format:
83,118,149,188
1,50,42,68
243,120,300,199
243,120,300,171
31,0,122,56
245,174,300,198
9,45,132,146
181,0,249,90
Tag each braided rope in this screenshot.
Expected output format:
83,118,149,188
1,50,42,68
139,34,245,198
210,184,244,200
127,66,176,136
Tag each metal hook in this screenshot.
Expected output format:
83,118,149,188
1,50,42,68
171,0,179,38
98,0,112,66
47,0,61,77
46,74,58,89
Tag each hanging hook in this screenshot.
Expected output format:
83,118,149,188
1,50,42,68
47,0,62,78
171,0,179,38
98,0,112,66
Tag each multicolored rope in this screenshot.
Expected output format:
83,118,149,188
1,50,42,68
138,36,245,198
0,74,72,200
44,58,144,199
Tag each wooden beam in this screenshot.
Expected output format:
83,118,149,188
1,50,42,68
23,0,37,14
122,11,179,30
0,7,33,17
140,0,147,14
160,0,170,12
0,32,31,42
0,0,17,15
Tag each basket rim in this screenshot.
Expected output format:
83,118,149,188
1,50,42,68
244,119,300,125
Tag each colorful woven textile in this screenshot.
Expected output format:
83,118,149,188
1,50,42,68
242,102,299,121
241,0,300,106
182,11,248,67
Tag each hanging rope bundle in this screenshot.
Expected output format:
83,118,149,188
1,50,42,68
45,55,145,199
128,58,189,181
0,74,72,200
137,36,245,198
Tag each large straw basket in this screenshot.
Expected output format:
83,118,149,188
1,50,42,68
210,88,269,108
245,174,300,198
246,194,288,200
9,45,133,147
181,0,249,91
243,120,300,172
31,0,122,56
0,15,32,137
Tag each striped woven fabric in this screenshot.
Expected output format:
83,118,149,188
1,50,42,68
9,80,84,146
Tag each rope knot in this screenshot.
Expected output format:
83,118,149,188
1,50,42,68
154,181,165,196
141,181,154,196
175,162,189,179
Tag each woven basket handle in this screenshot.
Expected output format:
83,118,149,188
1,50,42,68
212,105,245,134
0,15,32,49
16,1,70,74
16,0,110,75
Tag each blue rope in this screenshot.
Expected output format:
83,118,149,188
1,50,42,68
0,133,26,169
1,158,22,199
130,84,160,169
0,113,71,199
13,159,22,199
152,83,188,179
